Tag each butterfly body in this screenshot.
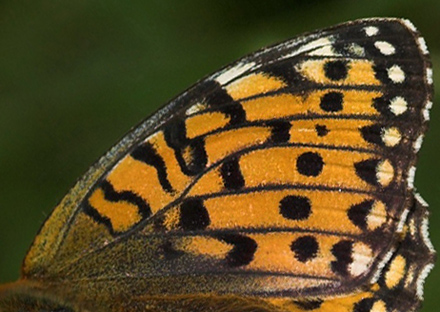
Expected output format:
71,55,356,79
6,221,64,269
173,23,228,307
0,18,435,312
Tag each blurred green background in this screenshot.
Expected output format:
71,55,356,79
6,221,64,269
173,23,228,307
0,1,439,310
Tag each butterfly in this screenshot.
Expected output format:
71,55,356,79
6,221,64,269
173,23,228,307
0,18,435,312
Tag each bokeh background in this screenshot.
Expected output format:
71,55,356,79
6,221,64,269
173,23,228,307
0,1,439,310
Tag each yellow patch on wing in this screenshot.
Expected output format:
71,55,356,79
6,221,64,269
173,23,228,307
204,126,272,164
385,255,407,288
185,111,230,139
241,94,304,121
241,90,382,121
226,72,286,100
179,236,233,258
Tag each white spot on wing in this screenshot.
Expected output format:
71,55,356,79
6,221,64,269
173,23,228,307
418,37,429,54
308,45,339,56
402,19,418,32
282,37,333,60
388,65,405,83
215,61,256,85
349,243,373,277
374,41,396,55
376,160,394,187
347,43,365,57
371,248,395,283
405,266,416,287
407,166,416,189
426,67,433,85
413,134,424,152
415,192,429,207
417,263,434,299
423,101,433,121
389,96,408,115
421,217,436,253
397,208,410,233
382,127,401,147
186,103,206,116
364,26,379,36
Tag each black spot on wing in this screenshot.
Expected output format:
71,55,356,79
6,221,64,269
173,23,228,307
315,124,329,137
293,299,323,311
324,60,349,81
373,95,392,117
163,119,188,150
296,152,324,177
268,120,291,143
279,195,311,221
179,198,211,231
220,103,247,126
353,298,375,312
290,236,319,263
354,159,380,186
320,91,344,112
218,234,258,267
221,157,245,190
360,124,383,146
331,240,353,276
348,200,374,230
186,137,208,174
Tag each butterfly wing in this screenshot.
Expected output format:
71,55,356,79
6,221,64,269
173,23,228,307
21,18,433,311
